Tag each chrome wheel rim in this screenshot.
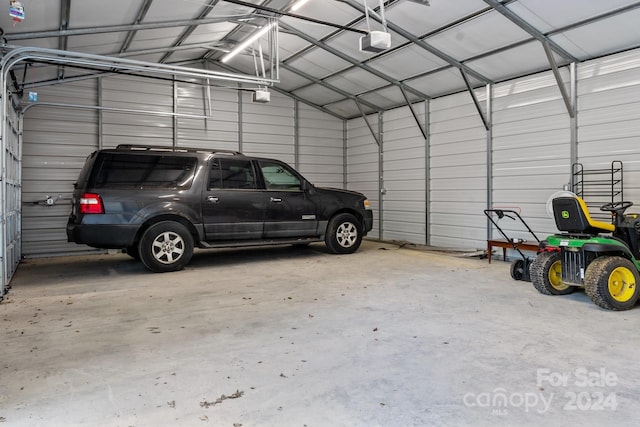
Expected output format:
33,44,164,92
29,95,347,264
336,222,357,248
152,231,185,264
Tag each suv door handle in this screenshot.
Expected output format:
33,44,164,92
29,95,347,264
270,197,282,203
207,195,219,203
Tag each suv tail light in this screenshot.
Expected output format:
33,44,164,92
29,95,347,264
80,193,104,214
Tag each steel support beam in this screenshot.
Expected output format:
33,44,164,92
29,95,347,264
160,0,221,63
280,62,379,112
214,60,343,119
483,0,578,62
3,16,256,40
339,0,491,84
378,110,384,241
398,86,427,140
119,0,154,54
542,41,575,118
569,62,577,173
424,99,430,246
221,0,367,34
486,84,493,240
355,98,381,147
460,70,490,131
57,0,71,80
282,0,399,65
279,22,429,101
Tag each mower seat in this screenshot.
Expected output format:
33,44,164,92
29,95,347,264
552,197,615,234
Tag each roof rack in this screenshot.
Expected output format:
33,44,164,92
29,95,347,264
115,144,242,155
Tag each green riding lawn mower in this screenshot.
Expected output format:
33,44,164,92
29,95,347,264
531,196,640,311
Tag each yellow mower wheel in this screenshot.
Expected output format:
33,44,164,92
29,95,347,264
530,251,574,295
585,256,640,311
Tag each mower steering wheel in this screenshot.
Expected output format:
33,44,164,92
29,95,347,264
600,201,633,213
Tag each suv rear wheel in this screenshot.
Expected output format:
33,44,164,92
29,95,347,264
139,221,194,273
325,213,362,254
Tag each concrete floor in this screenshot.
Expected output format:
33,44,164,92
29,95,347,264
1,240,639,427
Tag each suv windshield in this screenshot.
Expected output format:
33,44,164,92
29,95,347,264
89,153,197,189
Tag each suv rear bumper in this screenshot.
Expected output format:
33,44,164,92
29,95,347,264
67,223,137,249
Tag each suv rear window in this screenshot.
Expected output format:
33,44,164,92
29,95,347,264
89,153,197,189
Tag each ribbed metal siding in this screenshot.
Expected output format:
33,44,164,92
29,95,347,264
2,99,22,293
297,103,344,188
176,82,240,151
22,80,99,256
101,76,173,149
382,104,426,244
577,49,640,204
429,92,487,249
242,91,295,165
347,115,380,239
492,71,571,241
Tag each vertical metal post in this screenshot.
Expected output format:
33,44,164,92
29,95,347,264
343,120,347,189
173,77,178,149
570,62,578,179
424,99,430,246
17,112,23,275
98,77,103,149
0,68,6,296
238,83,243,152
486,83,494,241
378,111,384,241
294,100,300,169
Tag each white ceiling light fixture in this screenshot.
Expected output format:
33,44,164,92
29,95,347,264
221,22,275,63
291,0,311,12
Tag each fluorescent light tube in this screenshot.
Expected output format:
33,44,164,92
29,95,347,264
222,23,274,63
291,0,311,11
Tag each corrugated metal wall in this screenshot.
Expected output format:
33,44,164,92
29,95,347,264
346,114,380,239
429,91,487,249
297,102,345,188
577,49,640,204
21,75,345,257
101,76,173,149
343,49,640,252
2,97,22,294
491,71,572,242
176,82,240,151
382,104,426,244
242,91,295,164
22,80,99,256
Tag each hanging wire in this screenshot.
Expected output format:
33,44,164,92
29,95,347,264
363,0,372,32
363,0,389,32
378,0,388,32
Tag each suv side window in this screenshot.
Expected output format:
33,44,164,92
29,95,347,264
209,158,256,190
90,153,197,189
259,161,302,191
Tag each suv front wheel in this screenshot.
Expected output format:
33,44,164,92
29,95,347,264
325,213,363,254
139,221,194,273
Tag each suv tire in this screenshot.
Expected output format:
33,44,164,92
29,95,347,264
139,221,194,273
125,246,140,260
325,213,362,254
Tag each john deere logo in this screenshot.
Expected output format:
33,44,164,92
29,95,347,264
562,210,570,219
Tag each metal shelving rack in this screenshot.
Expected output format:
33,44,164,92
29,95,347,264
571,161,623,221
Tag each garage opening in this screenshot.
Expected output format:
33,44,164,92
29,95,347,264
0,42,280,299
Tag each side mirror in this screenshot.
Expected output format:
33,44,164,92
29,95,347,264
302,180,315,194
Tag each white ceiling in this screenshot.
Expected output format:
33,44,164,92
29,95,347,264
3,0,640,119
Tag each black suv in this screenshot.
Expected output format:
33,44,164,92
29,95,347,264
67,145,374,272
